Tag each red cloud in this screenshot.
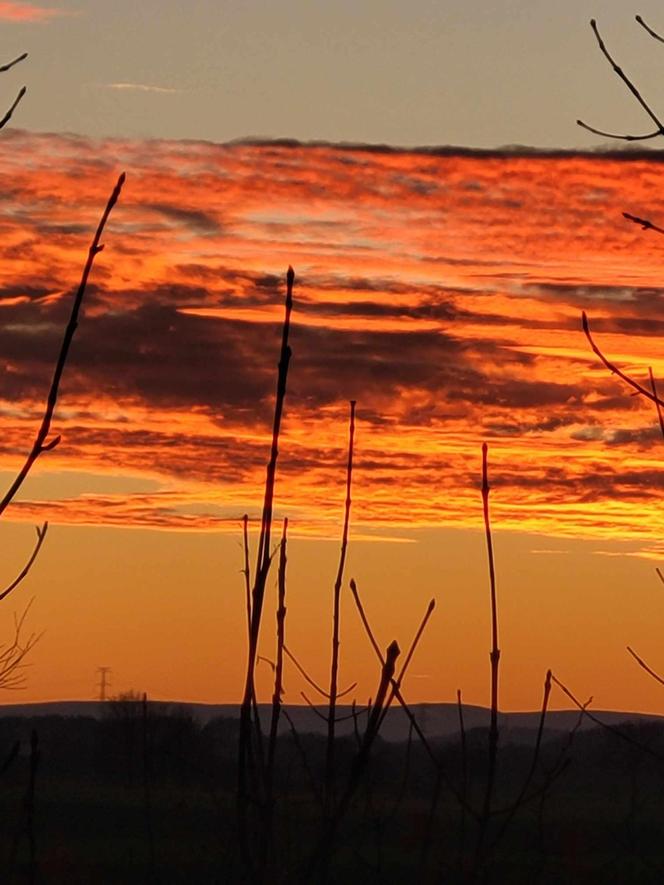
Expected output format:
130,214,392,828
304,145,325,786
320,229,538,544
0,2,64,22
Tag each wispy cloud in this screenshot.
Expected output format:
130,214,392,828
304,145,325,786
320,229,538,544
0,1,65,22
103,82,182,95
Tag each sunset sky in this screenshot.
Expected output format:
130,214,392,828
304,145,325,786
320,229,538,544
1,2,664,715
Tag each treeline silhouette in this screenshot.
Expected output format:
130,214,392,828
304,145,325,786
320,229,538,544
1,704,664,882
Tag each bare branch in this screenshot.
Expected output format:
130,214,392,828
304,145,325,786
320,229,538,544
649,368,664,439
284,644,356,700
0,173,126,516
582,311,664,407
0,85,26,131
0,52,27,74
326,400,356,812
627,644,664,687
623,211,664,235
552,672,664,763
0,523,48,604
636,14,664,44
0,600,42,691
577,19,664,140
266,518,288,792
241,514,251,644
349,577,476,818
377,596,435,731
479,442,500,848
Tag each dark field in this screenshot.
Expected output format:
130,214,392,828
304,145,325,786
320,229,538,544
0,707,663,883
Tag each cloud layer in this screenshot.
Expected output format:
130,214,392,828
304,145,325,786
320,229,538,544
0,132,663,546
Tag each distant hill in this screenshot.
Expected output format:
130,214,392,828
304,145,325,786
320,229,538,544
0,700,661,743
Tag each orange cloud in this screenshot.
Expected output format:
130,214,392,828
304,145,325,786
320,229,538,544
0,2,65,22
1,133,664,552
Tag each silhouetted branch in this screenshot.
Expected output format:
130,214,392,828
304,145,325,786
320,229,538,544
636,14,664,43
0,173,126,516
0,52,27,74
477,441,500,859
623,212,664,235
242,514,251,643
267,519,288,787
627,644,664,687
486,670,552,859
283,644,356,700
377,596,435,731
0,523,48,603
238,267,294,875
349,577,475,818
552,673,664,763
577,19,664,141
582,311,664,407
326,399,356,815
303,641,400,880
0,85,26,131
0,600,41,691
649,368,664,439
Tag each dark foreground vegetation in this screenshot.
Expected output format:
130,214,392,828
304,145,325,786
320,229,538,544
0,705,663,883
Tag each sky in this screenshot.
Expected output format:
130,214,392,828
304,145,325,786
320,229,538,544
1,2,664,714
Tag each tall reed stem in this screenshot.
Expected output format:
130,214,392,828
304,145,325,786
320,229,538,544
237,267,294,878
325,400,356,814
477,442,500,863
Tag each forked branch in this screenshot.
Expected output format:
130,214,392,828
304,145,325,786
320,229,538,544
577,19,664,141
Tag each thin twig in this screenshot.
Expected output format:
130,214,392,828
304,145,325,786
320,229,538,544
377,596,435,732
263,518,288,879
0,52,27,74
649,368,664,439
582,311,664,407
577,18,664,140
624,212,664,236
552,673,664,763
302,641,400,881
0,173,126,516
242,514,252,644
0,523,48,603
0,600,41,690
477,442,501,861
636,14,664,44
284,644,356,700
266,519,288,787
627,645,664,687
0,85,26,131
349,577,477,819
326,400,356,815
485,670,552,862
